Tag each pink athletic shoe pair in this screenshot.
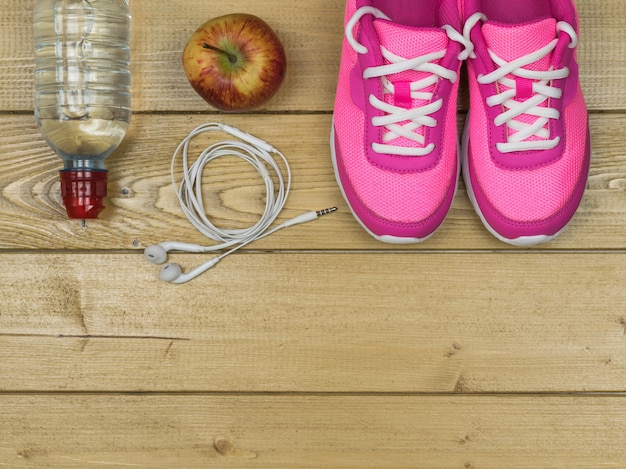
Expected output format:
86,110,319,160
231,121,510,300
331,0,590,246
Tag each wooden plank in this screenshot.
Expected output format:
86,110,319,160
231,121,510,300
1,112,625,251
577,0,626,110
1,251,625,393
2,0,624,112
1,394,626,468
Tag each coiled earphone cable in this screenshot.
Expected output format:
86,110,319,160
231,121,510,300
144,123,337,283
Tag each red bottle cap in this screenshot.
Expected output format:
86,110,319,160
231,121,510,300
60,170,108,219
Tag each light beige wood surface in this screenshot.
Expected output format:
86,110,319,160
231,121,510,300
3,395,626,468
1,0,625,467
2,251,626,393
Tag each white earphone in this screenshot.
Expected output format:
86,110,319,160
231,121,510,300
144,123,336,284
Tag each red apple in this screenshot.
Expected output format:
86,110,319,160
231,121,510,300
182,13,287,112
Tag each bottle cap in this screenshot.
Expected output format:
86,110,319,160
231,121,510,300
60,170,108,219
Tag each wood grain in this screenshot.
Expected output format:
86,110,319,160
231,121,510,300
2,0,625,111
2,394,626,469
1,251,625,393
1,113,625,250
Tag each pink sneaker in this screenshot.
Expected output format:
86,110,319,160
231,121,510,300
331,1,469,243
461,0,590,246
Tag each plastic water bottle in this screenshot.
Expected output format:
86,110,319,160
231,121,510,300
34,0,131,219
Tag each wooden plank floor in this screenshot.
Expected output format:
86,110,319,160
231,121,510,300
1,0,626,467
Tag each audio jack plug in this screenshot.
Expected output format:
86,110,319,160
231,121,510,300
316,207,338,217
281,207,338,228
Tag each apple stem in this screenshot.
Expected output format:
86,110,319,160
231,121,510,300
202,43,237,64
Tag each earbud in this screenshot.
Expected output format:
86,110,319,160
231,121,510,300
144,242,209,265
144,244,168,264
159,257,221,284
159,263,183,282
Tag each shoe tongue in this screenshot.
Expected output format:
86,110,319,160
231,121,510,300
373,19,448,103
483,18,559,146
482,18,557,70
370,19,450,152
373,19,449,69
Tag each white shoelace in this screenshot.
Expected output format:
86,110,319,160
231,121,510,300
346,6,472,157
463,12,578,153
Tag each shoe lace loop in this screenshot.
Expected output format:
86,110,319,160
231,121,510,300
463,13,578,153
346,6,471,157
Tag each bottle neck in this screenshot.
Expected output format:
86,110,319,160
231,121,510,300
63,158,107,172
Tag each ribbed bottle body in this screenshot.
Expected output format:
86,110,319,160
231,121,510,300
34,0,131,171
